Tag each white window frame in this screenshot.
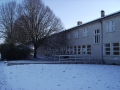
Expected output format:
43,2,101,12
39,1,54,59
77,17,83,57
83,28,88,37
67,32,71,40
94,29,100,44
106,21,115,33
103,43,111,55
112,43,120,56
74,46,77,54
63,47,66,54
67,46,70,54
74,30,79,38
103,42,120,56
87,45,91,54
70,46,73,54
82,45,86,54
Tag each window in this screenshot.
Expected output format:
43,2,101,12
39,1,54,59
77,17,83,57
76,45,91,55
82,45,86,54
104,42,120,56
67,46,70,54
113,43,119,55
94,29,100,44
74,30,79,38
106,21,115,33
87,45,91,54
60,47,63,54
83,28,88,37
70,46,73,54
104,43,110,55
54,48,58,54
78,46,81,54
63,47,66,54
74,46,77,54
67,33,71,40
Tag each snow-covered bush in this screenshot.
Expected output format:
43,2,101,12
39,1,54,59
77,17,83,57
0,43,31,60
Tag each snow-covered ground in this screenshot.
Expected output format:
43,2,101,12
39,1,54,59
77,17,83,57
0,62,120,90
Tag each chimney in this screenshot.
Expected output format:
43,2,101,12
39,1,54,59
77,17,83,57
77,21,82,25
101,10,105,17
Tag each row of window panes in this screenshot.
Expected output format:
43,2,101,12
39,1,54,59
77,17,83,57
52,45,91,55
68,29,101,45
105,52,119,55
104,42,120,55
68,21,115,40
67,28,88,40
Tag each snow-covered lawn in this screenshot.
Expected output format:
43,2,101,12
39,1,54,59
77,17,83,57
0,62,120,90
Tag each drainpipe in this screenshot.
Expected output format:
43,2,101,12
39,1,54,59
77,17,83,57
100,10,105,64
100,20,104,64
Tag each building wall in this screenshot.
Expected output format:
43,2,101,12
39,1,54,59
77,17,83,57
103,15,120,43
37,47,46,56
66,22,102,59
102,14,120,64
37,11,120,64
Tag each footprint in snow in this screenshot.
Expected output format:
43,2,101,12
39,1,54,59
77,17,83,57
57,84,60,86
98,80,100,81
88,87,91,88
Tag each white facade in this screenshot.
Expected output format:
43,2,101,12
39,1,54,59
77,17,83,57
37,10,120,64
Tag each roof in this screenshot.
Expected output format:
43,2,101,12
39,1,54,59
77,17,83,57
65,10,120,31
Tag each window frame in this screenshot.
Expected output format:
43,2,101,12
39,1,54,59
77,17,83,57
113,43,120,56
106,21,115,33
94,29,100,44
74,30,79,39
103,42,120,56
83,28,88,37
103,43,111,55
87,45,91,54
67,32,71,40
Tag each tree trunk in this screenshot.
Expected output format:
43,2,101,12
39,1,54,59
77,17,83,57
33,47,37,58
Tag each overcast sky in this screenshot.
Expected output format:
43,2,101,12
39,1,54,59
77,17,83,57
0,0,120,29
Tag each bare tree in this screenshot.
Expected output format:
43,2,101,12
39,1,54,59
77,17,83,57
14,0,64,58
0,1,19,42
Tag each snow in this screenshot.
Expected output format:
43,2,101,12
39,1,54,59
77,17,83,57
0,61,120,90
0,62,12,90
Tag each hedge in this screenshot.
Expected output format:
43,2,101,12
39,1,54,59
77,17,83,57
0,43,31,60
